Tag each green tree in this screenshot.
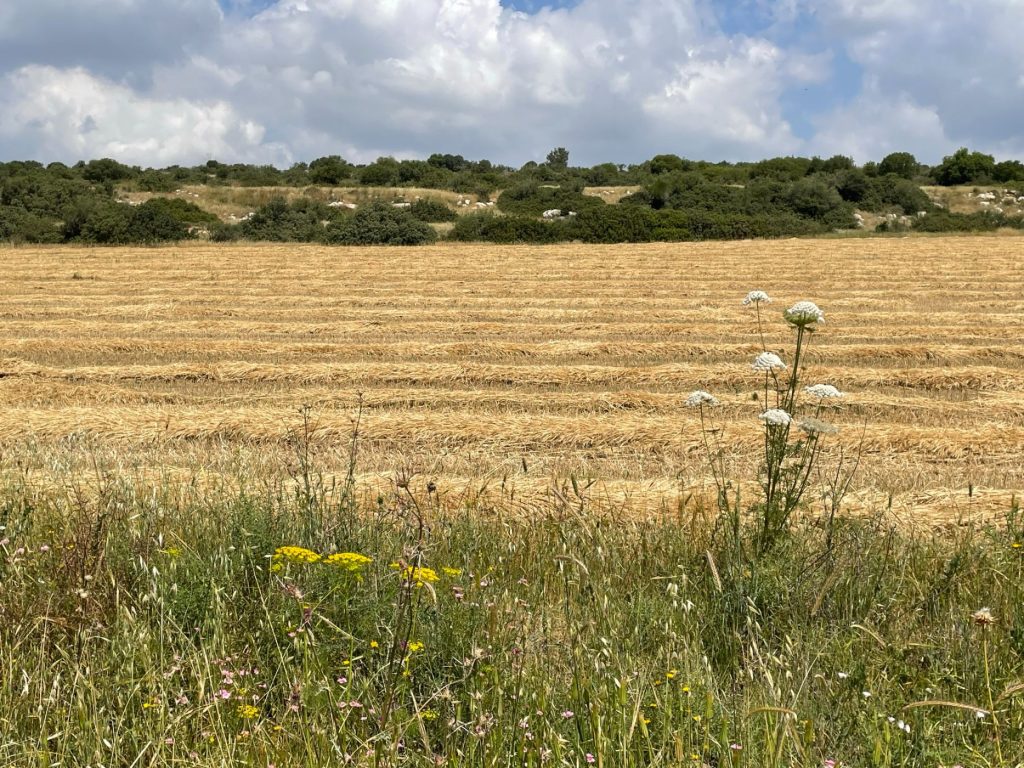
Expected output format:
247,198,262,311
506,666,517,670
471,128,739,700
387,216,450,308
934,148,996,185
878,152,919,179
309,156,350,185
545,147,569,170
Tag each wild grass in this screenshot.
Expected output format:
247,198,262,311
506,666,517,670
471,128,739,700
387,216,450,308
1,475,1022,766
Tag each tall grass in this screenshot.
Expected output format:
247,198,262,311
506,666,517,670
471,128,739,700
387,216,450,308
1,473,1022,766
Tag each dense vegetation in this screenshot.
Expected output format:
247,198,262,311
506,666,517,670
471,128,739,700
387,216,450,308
2,477,1022,766
1,147,1022,245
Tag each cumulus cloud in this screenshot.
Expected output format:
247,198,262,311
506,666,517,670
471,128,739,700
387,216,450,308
0,0,1021,166
0,66,286,166
809,0,1024,160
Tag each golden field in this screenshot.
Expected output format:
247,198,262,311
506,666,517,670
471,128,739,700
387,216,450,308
2,237,1024,527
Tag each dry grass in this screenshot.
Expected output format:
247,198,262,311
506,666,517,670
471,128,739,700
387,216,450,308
2,237,1024,526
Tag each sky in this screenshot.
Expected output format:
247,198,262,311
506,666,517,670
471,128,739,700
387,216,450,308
0,0,1022,168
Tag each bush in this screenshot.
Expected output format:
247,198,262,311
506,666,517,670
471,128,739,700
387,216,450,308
933,148,996,186
447,212,568,244
324,202,437,245
239,197,332,242
569,206,655,243
785,177,845,220
877,152,919,179
496,182,604,217
408,199,456,222
863,176,933,214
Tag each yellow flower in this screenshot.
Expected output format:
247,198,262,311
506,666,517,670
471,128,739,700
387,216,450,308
160,547,182,559
421,709,439,721
237,704,260,719
1012,542,1022,550
369,641,379,649
666,670,677,679
390,563,440,587
442,567,462,577
273,546,321,565
142,702,158,710
324,552,373,572
406,641,425,653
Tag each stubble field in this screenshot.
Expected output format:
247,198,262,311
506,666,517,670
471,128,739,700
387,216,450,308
2,236,1024,526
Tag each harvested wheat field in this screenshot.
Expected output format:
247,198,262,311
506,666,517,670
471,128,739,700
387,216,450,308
2,237,1024,527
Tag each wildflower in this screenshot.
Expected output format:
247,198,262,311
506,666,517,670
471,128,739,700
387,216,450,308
369,641,379,649
272,546,321,566
759,409,792,427
160,547,183,559
972,607,997,627
237,704,259,719
217,689,232,700
391,563,440,587
804,384,843,400
823,761,836,768
752,351,787,372
836,672,849,679
585,754,596,764
742,290,771,306
406,641,425,653
686,390,719,408
799,417,838,436
562,710,575,719
421,709,439,721
730,744,743,751
784,301,825,327
862,691,871,699
442,567,463,577
39,545,51,553
324,552,372,572
665,669,677,679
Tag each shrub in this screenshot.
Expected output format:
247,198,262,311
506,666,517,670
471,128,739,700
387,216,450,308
324,202,437,245
878,152,919,179
785,177,845,220
408,199,456,222
570,206,655,243
496,181,603,217
447,212,568,244
239,197,331,242
933,148,996,186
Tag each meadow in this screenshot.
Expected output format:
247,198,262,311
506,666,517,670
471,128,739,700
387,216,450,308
1,237,1023,766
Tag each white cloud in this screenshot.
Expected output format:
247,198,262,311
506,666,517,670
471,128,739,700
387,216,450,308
0,0,819,165
810,0,1024,161
0,66,287,166
1,0,1022,166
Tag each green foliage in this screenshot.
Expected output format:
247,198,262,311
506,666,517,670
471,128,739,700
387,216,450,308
448,212,568,244
569,206,655,243
359,157,401,186
71,200,192,244
863,175,934,214
878,152,920,179
993,160,1024,183
308,155,352,185
545,146,569,170
408,198,456,222
496,181,603,217
239,197,333,242
785,177,846,220
1,479,1022,766
324,202,437,245
934,148,997,186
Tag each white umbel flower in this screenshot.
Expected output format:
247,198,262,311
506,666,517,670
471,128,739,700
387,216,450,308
799,417,838,435
686,390,719,408
752,352,786,372
804,384,843,399
759,409,792,427
784,301,825,327
742,290,771,306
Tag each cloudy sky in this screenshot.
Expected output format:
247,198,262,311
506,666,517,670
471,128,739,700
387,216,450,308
0,0,1022,168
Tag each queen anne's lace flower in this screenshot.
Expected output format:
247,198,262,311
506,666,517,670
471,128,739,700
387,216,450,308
752,352,786,372
742,290,771,306
759,409,792,427
804,384,843,399
686,390,719,407
799,417,838,435
784,301,825,327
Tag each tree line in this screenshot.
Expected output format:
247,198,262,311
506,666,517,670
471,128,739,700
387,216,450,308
1,147,1022,246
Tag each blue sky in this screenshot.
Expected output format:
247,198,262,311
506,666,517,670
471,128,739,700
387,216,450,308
1,0,1022,167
